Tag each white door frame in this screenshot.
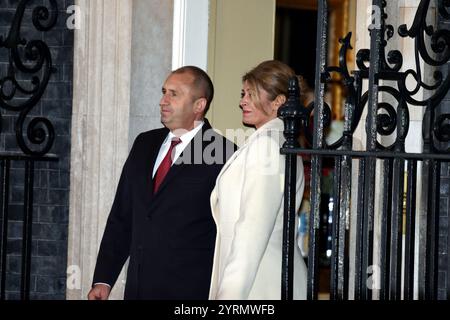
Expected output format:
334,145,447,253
172,0,210,70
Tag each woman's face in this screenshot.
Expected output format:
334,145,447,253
240,81,277,129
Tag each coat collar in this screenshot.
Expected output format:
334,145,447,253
215,117,285,181
242,117,284,147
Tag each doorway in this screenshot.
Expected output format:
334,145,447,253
274,0,357,300
275,5,317,91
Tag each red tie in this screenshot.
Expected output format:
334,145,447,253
153,137,181,194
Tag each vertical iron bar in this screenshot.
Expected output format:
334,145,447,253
337,154,352,300
343,72,359,301
338,154,351,300
282,152,297,300
307,0,328,300
0,160,11,300
280,76,303,300
354,158,366,299
330,157,341,300
404,160,417,300
389,158,405,300
21,160,34,300
390,96,409,300
337,87,355,300
338,156,351,300
380,159,393,300
448,164,450,300
419,104,432,299
362,159,376,300
419,158,430,300
425,159,440,300
338,154,352,301
361,0,383,300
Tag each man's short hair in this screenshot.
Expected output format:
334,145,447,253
172,66,214,115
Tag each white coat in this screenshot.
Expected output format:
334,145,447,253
209,117,307,300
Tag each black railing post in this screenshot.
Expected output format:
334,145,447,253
278,77,303,300
0,155,56,300
308,0,328,301
404,160,417,300
0,160,11,300
20,160,35,300
424,157,440,300
358,0,384,300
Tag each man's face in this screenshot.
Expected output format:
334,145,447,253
159,72,202,132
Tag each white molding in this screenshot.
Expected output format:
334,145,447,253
172,0,187,69
172,0,209,70
67,0,132,300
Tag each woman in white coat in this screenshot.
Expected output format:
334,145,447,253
209,60,307,300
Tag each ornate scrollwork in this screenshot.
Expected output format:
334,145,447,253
313,0,450,154
381,9,403,73
438,0,450,19
317,32,358,150
358,0,403,73
283,0,450,155
377,103,397,136
434,114,450,143
313,15,411,152
299,100,332,149
395,0,450,153
0,0,58,156
356,49,370,72
397,0,450,108
358,86,410,151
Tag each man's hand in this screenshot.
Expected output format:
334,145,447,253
87,284,111,300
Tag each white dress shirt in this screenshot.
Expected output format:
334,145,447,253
152,121,204,178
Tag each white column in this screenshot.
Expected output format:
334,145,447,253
67,0,133,300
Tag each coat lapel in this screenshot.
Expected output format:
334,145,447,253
148,120,214,211
213,144,241,184
210,118,285,217
144,128,169,203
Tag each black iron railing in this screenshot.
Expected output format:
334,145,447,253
0,0,58,300
280,0,450,300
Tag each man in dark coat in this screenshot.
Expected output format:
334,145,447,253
88,66,236,300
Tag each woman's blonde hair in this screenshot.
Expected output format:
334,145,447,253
242,60,296,114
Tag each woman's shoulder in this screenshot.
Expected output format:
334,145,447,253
245,131,284,163
251,120,284,145
251,118,284,139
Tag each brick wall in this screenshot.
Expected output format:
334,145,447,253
0,0,73,299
